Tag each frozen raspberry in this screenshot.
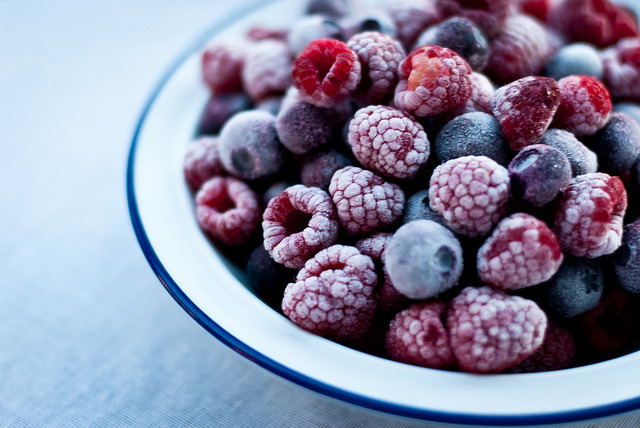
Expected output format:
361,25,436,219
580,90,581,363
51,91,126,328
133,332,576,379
516,0,552,22
491,76,560,151
287,15,343,56
611,219,640,293
450,72,494,117
486,14,556,84
402,189,447,227
553,75,612,137
447,286,547,373
385,220,463,299
545,43,604,81
292,38,361,108
196,92,252,136
434,112,510,166
262,185,340,269
242,40,293,102
429,156,511,237
348,105,429,180
394,45,473,117
550,0,639,48
276,100,333,155
246,245,297,310
281,245,378,341
300,149,352,191
347,32,406,106
554,173,627,258
539,129,598,177
385,0,441,48
602,37,640,102
506,323,576,373
386,302,456,369
584,113,640,175
508,144,572,208
201,43,245,94
414,17,489,72
183,136,226,190
477,213,563,290
329,166,405,236
435,0,510,38
306,0,350,18
219,110,286,180
195,176,261,245
246,27,288,42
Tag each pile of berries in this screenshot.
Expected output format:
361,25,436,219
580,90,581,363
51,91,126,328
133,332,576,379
184,0,640,374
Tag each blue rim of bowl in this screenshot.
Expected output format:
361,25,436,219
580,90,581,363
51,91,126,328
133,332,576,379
126,2,640,425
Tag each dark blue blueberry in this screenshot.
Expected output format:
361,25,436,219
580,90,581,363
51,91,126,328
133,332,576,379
197,92,251,136
402,189,446,227
300,149,351,190
611,220,640,294
246,245,297,310
276,101,333,154
306,0,350,19
540,256,604,318
288,15,343,56
414,17,489,71
545,43,603,81
508,144,572,208
613,102,640,125
584,113,640,175
539,129,598,177
434,112,510,166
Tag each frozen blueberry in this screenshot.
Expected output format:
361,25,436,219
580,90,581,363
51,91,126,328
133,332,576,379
613,102,640,125
219,110,286,180
545,43,603,81
611,220,640,293
402,189,446,226
261,181,295,207
539,256,604,318
385,220,463,300
300,149,351,190
539,129,598,177
255,96,282,116
306,0,350,18
197,93,252,136
246,245,296,309
276,100,333,155
342,10,397,40
508,144,572,208
434,112,510,166
287,15,343,56
414,17,489,71
584,113,640,175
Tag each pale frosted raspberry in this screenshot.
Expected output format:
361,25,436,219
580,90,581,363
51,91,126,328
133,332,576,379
263,185,339,269
329,166,405,236
602,37,640,102
453,72,494,116
477,213,564,290
554,173,627,258
282,245,378,341
553,75,612,137
429,156,510,237
242,40,293,102
348,105,430,180
506,323,576,373
201,43,245,94
386,302,455,369
183,136,225,190
447,286,547,373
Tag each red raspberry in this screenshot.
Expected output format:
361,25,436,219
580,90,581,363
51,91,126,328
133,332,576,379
263,185,340,269
506,323,576,373
516,0,552,23
551,0,639,48
477,213,564,291
450,72,494,117
553,75,612,137
447,286,547,373
554,173,627,258
486,14,556,84
602,37,640,102
386,302,456,369
347,32,406,106
436,0,510,38
281,245,378,341
183,136,226,190
201,43,245,94
490,76,560,151
242,40,293,102
394,45,473,117
292,38,362,108
329,166,405,236
429,156,510,237
386,0,442,48
348,105,430,180
195,176,260,245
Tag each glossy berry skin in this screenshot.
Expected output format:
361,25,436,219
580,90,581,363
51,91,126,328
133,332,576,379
281,245,378,341
545,43,603,81
394,45,473,117
183,136,226,190
508,144,572,208
584,113,640,175
292,38,361,108
554,173,627,258
246,245,297,310
539,256,604,318
402,189,447,227
385,220,463,300
539,129,598,177
506,323,575,373
300,149,351,191
242,40,293,102
610,219,640,293
435,0,510,38
414,17,489,72
602,38,640,102
477,213,564,291
447,286,547,374
553,75,612,137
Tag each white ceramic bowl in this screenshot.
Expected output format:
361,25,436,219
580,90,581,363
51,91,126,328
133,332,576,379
127,1,640,425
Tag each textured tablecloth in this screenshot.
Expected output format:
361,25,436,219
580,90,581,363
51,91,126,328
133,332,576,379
3,1,640,427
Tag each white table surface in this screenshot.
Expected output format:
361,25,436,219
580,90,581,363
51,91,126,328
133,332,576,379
4,1,640,427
